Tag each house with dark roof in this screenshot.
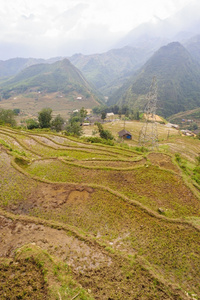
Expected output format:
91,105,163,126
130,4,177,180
118,129,132,139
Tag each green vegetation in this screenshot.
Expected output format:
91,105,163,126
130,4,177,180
0,108,16,126
38,108,53,129
108,42,200,118
0,123,199,299
64,107,88,137
26,118,40,129
51,114,64,132
0,59,103,107
95,122,114,140
69,46,151,96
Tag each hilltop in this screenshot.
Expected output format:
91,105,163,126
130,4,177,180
108,42,200,117
0,59,102,117
0,58,97,95
69,46,152,96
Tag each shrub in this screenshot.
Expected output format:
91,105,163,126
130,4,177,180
85,136,114,146
95,122,114,140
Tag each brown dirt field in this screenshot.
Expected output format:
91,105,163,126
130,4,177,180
0,257,48,300
148,153,180,173
143,114,164,122
9,183,94,213
0,215,186,300
22,155,200,218
0,129,199,299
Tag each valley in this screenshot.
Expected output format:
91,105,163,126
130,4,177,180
0,7,200,298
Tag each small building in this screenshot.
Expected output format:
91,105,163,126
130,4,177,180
118,129,132,139
165,123,179,129
77,96,83,100
106,112,114,117
181,129,195,137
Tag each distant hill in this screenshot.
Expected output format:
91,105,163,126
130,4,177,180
108,42,200,118
0,57,64,79
0,59,103,116
69,46,152,96
168,107,200,126
0,58,101,101
0,47,152,98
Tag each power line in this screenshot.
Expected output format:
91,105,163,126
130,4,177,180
139,76,158,149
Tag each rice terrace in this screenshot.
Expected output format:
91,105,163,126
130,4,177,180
0,119,199,300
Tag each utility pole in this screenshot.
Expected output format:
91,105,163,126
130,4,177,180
139,76,158,149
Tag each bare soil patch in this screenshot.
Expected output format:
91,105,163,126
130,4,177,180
148,153,179,173
0,257,48,299
21,183,94,211
0,215,185,300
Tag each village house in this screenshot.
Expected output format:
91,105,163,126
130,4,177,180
118,129,132,139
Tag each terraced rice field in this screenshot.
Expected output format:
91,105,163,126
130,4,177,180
0,125,200,300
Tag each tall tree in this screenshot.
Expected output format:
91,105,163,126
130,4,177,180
38,108,52,128
51,114,64,132
0,109,16,126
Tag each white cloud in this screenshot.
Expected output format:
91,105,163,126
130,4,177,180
0,0,194,59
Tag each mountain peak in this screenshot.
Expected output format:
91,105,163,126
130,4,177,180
109,42,200,117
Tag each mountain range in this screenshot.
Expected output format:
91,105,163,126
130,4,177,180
69,46,152,97
0,58,101,102
108,42,200,117
1,1,200,118
116,0,200,51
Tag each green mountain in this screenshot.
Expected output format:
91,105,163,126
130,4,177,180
0,58,46,78
168,107,200,130
0,57,64,78
0,58,102,103
69,46,152,96
108,42,200,117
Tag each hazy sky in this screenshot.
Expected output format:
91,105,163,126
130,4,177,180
0,0,193,59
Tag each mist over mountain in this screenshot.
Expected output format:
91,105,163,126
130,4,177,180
69,46,152,96
0,1,200,118
116,0,200,52
108,42,200,117
184,35,200,63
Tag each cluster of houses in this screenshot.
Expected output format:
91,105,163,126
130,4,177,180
72,108,200,139
180,129,200,136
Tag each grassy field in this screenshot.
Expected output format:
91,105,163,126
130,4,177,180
0,121,200,299
0,91,99,120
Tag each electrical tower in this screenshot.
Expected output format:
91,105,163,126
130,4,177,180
139,76,158,149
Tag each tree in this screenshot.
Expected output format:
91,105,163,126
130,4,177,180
38,108,52,128
13,109,20,115
65,122,82,136
95,122,114,140
121,105,130,116
92,106,101,114
0,108,16,126
112,105,119,114
26,119,39,129
189,123,198,131
80,107,87,122
101,111,106,122
51,114,64,132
